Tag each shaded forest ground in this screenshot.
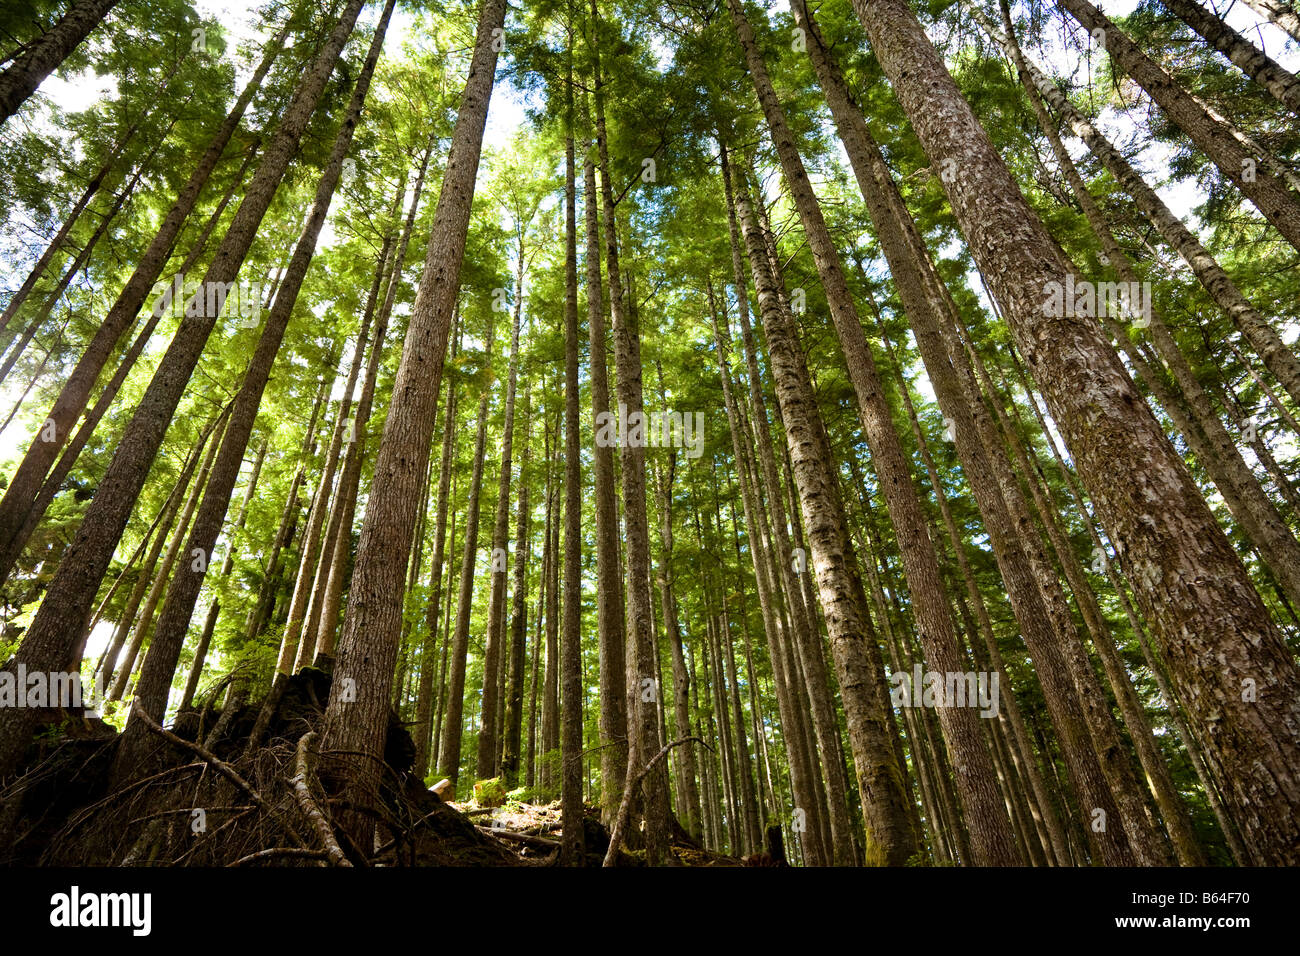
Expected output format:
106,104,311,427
0,670,759,867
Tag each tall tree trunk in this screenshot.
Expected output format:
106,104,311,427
291,198,403,679
580,90,628,826
414,348,459,780
720,146,856,865
538,414,557,792
0,141,157,384
794,12,1145,865
1002,352,1208,866
0,0,363,779
1162,0,1300,111
8,146,260,580
881,329,1071,865
319,0,508,820
995,4,1300,609
96,413,222,689
0,111,143,338
109,402,229,701
730,0,1019,865
653,453,702,841
974,8,1300,416
310,141,434,669
438,314,497,784
116,0,394,778
178,437,266,713
853,0,1300,863
0,0,120,125
1240,0,1300,43
729,162,917,865
477,250,525,779
708,287,829,864
560,39,587,862
588,16,670,859
1056,0,1300,249
0,21,289,584
501,388,531,785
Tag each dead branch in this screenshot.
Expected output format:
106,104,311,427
230,847,328,867
289,731,351,867
603,736,708,866
476,825,561,849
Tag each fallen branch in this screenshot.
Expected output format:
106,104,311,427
289,731,351,867
476,825,561,849
229,847,328,867
604,736,707,866
132,702,272,814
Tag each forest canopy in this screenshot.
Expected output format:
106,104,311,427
0,0,1297,872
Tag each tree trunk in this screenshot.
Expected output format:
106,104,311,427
652,452,702,841
1239,0,1300,44
414,340,459,780
501,388,531,785
0,0,119,125
0,0,362,779
109,402,229,701
477,249,525,779
854,0,1300,863
6,146,260,581
1162,0,1300,111
0,21,289,584
438,310,497,784
1003,352,1208,866
1057,0,1300,250
97,415,221,689
177,437,267,713
115,0,394,779
0,114,140,338
732,0,1019,865
996,6,1300,609
708,285,830,864
560,44,587,862
974,8,1300,416
729,161,917,865
580,89,628,827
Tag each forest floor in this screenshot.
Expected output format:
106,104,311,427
0,670,749,867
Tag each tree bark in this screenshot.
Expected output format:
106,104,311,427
477,246,525,779
1239,0,1300,44
560,40,587,862
854,0,1300,863
0,0,361,779
1057,0,1300,250
438,312,497,784
732,0,1019,865
115,0,394,780
580,87,628,826
0,21,289,584
178,437,266,713
414,340,459,780
974,8,1300,414
1162,0,1300,111
995,4,1300,609
501,387,531,785
729,161,917,865
0,0,120,125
